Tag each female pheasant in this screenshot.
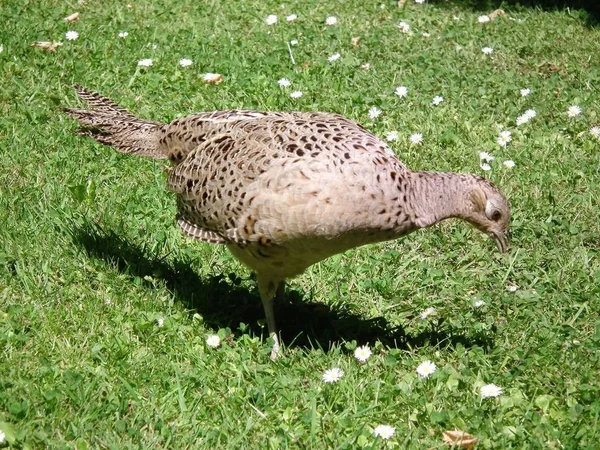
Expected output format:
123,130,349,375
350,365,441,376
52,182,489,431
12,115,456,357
65,86,510,359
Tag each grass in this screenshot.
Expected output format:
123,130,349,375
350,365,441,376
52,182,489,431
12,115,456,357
1,0,599,448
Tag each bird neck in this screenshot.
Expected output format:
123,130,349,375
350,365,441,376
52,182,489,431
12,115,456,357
405,171,476,229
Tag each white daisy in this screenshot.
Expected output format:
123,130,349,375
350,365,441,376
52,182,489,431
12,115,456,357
360,63,371,70
422,32,430,38
520,88,531,97
290,91,303,99
290,39,298,46
432,95,444,105
137,58,153,67
265,14,278,25
480,383,503,398
478,15,490,23
415,0,425,3
506,285,518,292
480,162,492,171
118,31,129,38
420,306,435,319
497,130,512,147
567,105,582,117
455,44,463,51
278,78,291,88
368,107,382,120
0,430,4,443
410,133,423,145
416,360,437,378
65,30,79,41
328,52,341,62
398,21,410,33
354,345,372,363
152,44,158,50
482,47,494,55
179,58,193,68
474,300,485,307
395,86,408,98
524,109,536,119
157,317,164,327
516,115,528,126
322,368,344,383
373,425,396,440
479,151,495,162
503,160,515,169
325,16,337,26
286,14,297,22
590,126,600,138
206,334,221,348
386,131,399,142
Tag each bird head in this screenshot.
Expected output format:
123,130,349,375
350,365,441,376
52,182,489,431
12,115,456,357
467,179,511,253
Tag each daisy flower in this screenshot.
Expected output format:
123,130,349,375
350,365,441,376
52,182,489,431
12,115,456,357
322,368,344,383
179,58,193,68
290,39,298,46
480,383,503,398
368,107,382,120
65,30,79,40
422,32,430,38
516,115,528,126
286,14,297,22
479,151,495,162
325,16,337,26
373,425,396,440
478,15,490,23
398,21,410,33
480,162,492,171
290,91,303,99
157,317,164,327
0,430,4,444
206,334,221,348
520,88,531,97
420,306,435,319
497,130,512,147
474,300,485,307
395,86,408,98
354,345,372,363
328,52,341,62
137,58,153,67
590,126,600,138
416,360,437,378
432,95,444,105
567,105,582,117
118,31,129,38
386,131,399,142
415,0,425,4
482,47,494,55
265,14,277,25
506,285,518,292
503,160,515,169
278,78,291,88
410,133,423,145
524,109,536,119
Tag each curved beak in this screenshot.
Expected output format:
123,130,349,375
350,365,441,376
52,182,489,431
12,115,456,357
492,231,508,253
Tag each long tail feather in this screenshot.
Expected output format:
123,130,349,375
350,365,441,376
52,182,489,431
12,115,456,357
64,86,167,159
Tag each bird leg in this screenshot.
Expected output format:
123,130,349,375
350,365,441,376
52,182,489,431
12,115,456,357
258,277,285,360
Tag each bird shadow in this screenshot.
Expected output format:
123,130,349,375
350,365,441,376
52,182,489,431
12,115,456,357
70,221,494,353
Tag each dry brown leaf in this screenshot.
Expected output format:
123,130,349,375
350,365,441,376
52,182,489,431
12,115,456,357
442,430,479,449
351,37,361,49
489,9,505,20
64,12,80,22
31,41,58,52
202,73,223,84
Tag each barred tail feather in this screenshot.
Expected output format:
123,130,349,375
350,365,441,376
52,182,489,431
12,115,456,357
64,86,168,159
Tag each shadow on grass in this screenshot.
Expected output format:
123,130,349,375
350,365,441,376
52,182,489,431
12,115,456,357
428,0,599,25
71,221,494,353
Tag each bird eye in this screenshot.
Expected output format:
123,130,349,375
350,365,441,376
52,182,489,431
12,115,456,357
491,210,502,222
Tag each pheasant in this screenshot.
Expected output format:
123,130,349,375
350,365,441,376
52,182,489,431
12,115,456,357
64,86,510,359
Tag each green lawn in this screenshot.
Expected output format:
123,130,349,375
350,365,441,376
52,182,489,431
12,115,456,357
1,0,599,448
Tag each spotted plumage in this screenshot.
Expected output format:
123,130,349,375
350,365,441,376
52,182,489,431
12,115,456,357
65,86,511,359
